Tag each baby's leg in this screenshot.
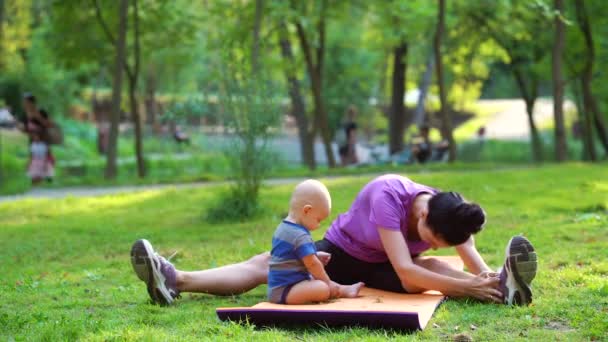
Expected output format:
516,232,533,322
332,281,365,298
285,280,331,304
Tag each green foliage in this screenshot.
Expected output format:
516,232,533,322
0,74,25,117
0,130,30,194
205,187,267,223
204,65,282,222
1,164,607,340
323,14,383,134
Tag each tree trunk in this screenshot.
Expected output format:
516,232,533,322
576,78,596,161
278,22,315,170
388,42,407,155
513,69,543,162
294,0,336,168
575,0,608,157
552,0,567,161
525,98,543,162
130,0,145,178
128,80,145,177
105,0,128,179
414,50,434,127
311,74,335,168
434,0,456,162
251,0,263,71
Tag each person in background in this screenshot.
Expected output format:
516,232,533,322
18,93,55,183
27,131,54,184
337,106,358,166
411,124,449,163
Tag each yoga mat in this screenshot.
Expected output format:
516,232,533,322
216,256,463,330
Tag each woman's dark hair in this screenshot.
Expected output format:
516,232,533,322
426,191,485,246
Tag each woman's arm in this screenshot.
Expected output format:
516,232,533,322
378,228,501,301
455,236,493,275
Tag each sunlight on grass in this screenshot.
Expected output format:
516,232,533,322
1,163,607,341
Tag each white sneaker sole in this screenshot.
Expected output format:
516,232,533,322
132,239,175,305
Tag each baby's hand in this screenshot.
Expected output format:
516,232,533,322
317,251,331,265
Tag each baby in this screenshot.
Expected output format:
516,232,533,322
268,179,364,304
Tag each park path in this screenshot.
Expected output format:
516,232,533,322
0,174,380,203
479,98,570,140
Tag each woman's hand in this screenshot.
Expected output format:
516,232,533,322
316,252,331,266
467,274,502,303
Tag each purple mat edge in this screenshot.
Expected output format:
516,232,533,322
216,308,423,330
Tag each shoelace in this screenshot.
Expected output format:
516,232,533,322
154,250,181,299
153,250,179,263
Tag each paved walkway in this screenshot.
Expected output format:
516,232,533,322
480,98,572,140
0,174,379,203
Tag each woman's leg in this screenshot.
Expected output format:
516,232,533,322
131,239,269,304
176,252,270,295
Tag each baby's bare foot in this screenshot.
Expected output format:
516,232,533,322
339,282,365,298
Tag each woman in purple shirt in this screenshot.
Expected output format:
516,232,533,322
131,175,537,306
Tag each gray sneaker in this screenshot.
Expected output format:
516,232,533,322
130,239,181,305
498,235,537,306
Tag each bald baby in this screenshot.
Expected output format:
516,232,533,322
286,179,332,231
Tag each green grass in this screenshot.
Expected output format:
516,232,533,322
1,163,607,341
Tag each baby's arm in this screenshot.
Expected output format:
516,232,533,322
301,254,331,285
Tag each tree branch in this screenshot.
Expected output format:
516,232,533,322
295,21,316,78
92,0,116,45
317,0,327,76
133,0,140,82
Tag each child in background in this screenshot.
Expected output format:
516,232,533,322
27,132,54,184
268,179,364,304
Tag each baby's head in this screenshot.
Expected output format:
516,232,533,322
288,179,331,231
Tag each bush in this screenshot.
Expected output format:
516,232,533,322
204,66,282,222
205,187,267,223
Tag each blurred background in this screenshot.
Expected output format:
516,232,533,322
0,0,606,196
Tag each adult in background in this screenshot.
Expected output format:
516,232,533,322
337,105,359,166
17,93,55,183
130,174,538,306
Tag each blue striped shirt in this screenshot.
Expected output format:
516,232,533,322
268,220,317,295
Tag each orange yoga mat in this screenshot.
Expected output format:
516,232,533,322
217,256,463,330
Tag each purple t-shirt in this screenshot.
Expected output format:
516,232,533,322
325,174,437,263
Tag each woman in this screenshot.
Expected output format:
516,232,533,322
18,94,55,183
337,106,358,166
130,174,537,306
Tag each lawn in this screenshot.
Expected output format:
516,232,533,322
1,163,607,341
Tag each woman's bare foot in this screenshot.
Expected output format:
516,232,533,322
338,282,365,298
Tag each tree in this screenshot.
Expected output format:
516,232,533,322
434,0,455,162
0,0,32,73
93,0,145,178
463,1,551,162
105,0,127,179
368,1,435,155
388,41,408,155
293,0,336,168
278,22,315,169
552,0,567,161
574,0,608,158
